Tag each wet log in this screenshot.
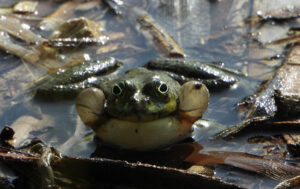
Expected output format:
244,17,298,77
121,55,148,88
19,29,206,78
217,45,300,138
53,156,241,189
274,46,300,118
0,147,49,189
250,40,300,119
0,146,241,189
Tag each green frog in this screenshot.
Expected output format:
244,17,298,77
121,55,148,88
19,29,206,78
35,57,239,151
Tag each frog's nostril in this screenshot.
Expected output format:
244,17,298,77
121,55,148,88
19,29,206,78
194,82,202,89
144,98,150,103
130,97,150,113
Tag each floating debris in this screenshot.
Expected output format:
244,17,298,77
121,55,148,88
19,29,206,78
274,175,300,189
50,17,104,39
256,7,300,21
187,165,214,176
0,31,40,64
104,0,125,15
13,1,38,14
283,134,300,157
0,141,241,189
0,15,44,43
186,149,300,181
39,0,81,32
216,45,300,138
42,17,108,53
137,13,185,58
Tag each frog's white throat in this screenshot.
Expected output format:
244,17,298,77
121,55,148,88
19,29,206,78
95,116,191,151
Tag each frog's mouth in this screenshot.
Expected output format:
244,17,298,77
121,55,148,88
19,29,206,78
76,81,209,151
106,112,174,123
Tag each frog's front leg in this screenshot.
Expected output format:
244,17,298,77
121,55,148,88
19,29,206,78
34,57,122,100
145,58,239,90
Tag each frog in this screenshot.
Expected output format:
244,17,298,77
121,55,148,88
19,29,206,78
34,57,239,151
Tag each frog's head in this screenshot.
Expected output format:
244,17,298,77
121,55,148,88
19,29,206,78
104,71,180,122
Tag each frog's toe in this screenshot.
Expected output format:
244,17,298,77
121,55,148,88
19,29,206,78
76,87,106,130
179,81,209,121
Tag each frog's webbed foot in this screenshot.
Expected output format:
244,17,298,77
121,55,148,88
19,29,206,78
146,58,240,90
34,57,122,100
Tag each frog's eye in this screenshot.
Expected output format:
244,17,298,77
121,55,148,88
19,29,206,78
112,82,125,96
157,82,168,94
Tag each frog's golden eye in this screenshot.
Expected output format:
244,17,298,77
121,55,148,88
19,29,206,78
157,82,168,94
112,82,124,96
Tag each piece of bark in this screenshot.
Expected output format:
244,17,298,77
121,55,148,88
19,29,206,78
39,0,81,31
50,17,104,39
53,156,241,189
0,146,242,189
274,46,300,118
0,15,44,43
13,1,38,14
186,150,300,181
256,7,300,21
137,12,185,58
45,17,107,51
283,134,300,157
187,165,214,176
274,175,300,189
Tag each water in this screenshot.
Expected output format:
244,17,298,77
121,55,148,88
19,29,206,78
0,0,299,188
